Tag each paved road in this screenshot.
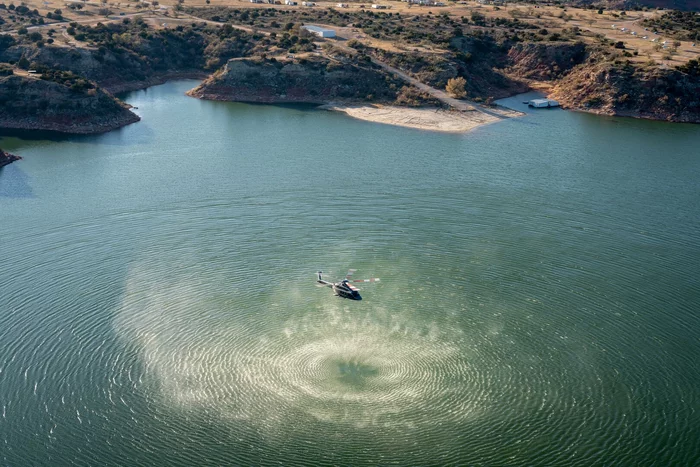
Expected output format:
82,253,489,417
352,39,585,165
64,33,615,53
367,56,505,117
323,37,505,117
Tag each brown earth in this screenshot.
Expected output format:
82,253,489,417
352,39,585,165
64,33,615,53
551,56,700,122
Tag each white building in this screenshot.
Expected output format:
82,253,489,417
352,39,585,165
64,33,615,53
285,0,297,5
301,25,336,38
371,4,388,9
337,2,348,6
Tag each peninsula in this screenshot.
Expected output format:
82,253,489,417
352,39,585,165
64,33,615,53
0,148,21,167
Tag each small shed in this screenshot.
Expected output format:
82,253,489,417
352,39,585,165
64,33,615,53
528,98,560,108
301,25,336,38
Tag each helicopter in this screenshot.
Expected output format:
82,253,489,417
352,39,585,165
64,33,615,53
316,269,380,300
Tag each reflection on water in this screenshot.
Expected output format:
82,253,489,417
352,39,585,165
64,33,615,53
0,164,33,198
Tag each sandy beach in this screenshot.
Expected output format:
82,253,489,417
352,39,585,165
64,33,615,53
323,104,522,133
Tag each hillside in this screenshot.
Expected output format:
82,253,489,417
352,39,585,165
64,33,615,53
0,72,139,134
567,0,700,11
189,55,410,105
551,56,700,121
0,2,699,131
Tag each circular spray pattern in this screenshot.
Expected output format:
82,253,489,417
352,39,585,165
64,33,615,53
110,262,699,465
113,266,484,434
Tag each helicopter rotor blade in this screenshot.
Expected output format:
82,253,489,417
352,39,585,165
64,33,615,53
351,278,380,283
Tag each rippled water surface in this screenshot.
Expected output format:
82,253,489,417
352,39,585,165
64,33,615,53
1,81,699,465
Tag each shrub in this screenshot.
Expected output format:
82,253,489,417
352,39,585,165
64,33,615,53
445,76,467,98
0,63,13,76
585,96,603,107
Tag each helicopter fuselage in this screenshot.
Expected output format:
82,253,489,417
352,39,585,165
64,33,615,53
333,281,362,300
317,271,377,300
317,279,362,300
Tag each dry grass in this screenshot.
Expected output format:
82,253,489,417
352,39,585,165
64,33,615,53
11,0,700,65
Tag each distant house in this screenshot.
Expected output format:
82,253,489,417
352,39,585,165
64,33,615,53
371,4,388,8
337,2,348,6
301,25,336,37
302,1,315,5
285,0,297,5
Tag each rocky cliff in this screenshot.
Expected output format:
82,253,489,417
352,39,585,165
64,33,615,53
0,73,140,134
507,42,588,81
188,56,402,104
0,148,21,168
550,58,700,123
1,43,208,94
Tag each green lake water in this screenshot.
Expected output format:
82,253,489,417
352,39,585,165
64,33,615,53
1,80,699,465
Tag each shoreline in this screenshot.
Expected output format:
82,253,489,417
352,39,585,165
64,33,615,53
321,103,523,133
5,70,695,138
559,105,700,124
106,71,210,95
0,113,141,136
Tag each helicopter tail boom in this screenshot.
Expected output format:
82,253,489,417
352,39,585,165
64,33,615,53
317,271,333,287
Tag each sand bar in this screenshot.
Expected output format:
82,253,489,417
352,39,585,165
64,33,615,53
323,104,522,133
